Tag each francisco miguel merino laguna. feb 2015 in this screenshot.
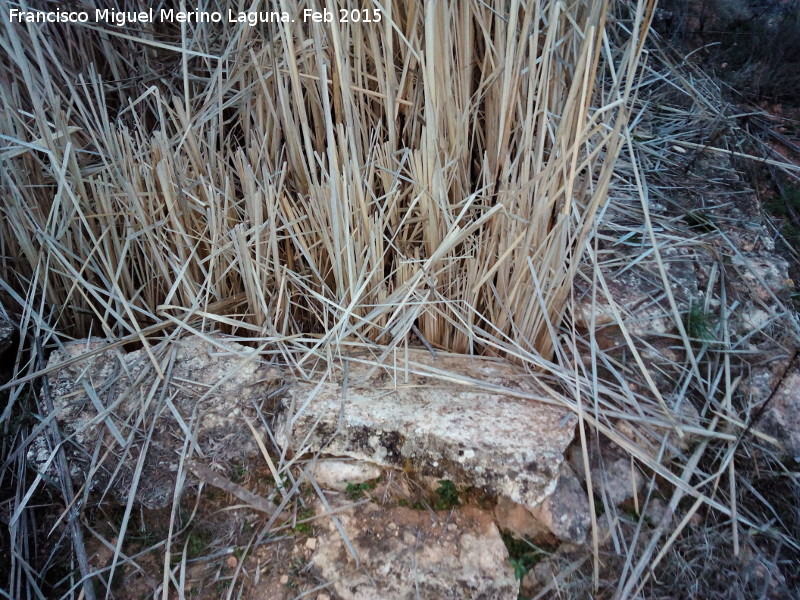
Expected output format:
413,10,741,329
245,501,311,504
8,7,382,26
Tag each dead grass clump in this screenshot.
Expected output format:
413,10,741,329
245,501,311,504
0,3,657,597
0,0,650,361
12,2,800,600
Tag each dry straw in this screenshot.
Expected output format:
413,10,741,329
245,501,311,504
0,0,652,362
10,3,799,600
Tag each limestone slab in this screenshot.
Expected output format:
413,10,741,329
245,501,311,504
30,335,280,508
277,349,577,508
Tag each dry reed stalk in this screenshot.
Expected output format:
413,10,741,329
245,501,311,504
0,0,651,363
